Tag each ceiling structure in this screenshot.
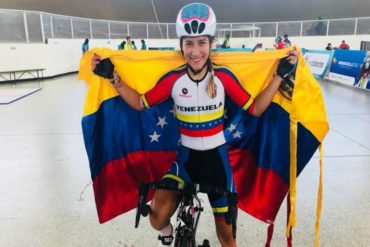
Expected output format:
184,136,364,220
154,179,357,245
1,0,370,23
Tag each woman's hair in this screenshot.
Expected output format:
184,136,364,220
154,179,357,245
206,58,216,98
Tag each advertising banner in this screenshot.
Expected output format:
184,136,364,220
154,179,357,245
302,50,334,78
329,50,370,89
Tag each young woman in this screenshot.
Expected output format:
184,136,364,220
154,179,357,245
92,3,297,246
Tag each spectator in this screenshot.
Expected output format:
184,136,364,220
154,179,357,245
339,40,350,50
283,34,291,47
273,36,285,49
118,41,126,50
132,41,137,50
325,43,332,50
222,34,231,48
242,44,245,49
141,39,147,50
82,38,89,54
124,36,134,50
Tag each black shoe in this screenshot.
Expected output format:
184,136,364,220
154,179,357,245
158,234,174,246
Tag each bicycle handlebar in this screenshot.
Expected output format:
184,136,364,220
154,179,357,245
135,182,238,238
147,181,235,196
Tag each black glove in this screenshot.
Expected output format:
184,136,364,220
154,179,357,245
277,56,296,79
93,58,114,79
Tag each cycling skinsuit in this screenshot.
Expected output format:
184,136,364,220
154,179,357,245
141,64,254,220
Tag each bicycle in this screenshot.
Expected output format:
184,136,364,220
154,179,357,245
135,181,238,247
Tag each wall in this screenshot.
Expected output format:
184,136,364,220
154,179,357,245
228,35,370,50
0,39,182,81
1,35,370,80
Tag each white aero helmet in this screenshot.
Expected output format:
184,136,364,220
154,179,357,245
176,3,216,38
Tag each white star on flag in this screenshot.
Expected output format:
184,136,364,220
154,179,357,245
223,108,228,119
149,131,161,142
170,105,176,117
157,116,168,128
227,123,237,132
233,130,242,139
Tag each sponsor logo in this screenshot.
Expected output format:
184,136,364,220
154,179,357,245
308,61,325,69
337,61,359,68
304,52,330,75
176,102,223,112
179,88,191,98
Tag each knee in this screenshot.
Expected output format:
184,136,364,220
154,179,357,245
217,232,236,247
216,223,237,247
149,189,180,230
149,208,168,230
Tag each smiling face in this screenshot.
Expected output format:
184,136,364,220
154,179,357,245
182,35,211,72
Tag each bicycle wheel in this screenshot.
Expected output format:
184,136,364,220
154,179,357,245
180,233,194,247
200,239,210,247
174,229,194,247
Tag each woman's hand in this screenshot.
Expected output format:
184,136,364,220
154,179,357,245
286,50,298,65
91,53,101,71
277,50,298,79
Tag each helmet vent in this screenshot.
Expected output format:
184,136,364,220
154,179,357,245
184,23,192,34
191,20,199,34
198,23,205,34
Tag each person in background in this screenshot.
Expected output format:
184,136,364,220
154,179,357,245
132,41,137,50
325,43,332,50
118,41,126,50
82,38,89,54
124,36,134,50
141,39,147,50
283,34,291,47
339,40,350,50
222,34,231,48
273,36,285,49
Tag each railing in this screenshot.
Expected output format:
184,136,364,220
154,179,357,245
1,9,370,43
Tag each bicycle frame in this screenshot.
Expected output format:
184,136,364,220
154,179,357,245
135,182,236,247
173,190,203,247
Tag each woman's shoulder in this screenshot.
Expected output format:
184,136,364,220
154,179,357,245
157,64,187,82
212,64,234,74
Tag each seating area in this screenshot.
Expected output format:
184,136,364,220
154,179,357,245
0,68,45,82
0,68,44,104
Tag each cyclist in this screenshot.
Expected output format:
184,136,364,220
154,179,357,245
92,3,297,246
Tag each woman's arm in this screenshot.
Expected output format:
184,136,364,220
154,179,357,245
252,75,283,116
251,50,298,117
110,72,144,111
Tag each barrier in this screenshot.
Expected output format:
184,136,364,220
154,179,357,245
329,50,370,89
211,48,252,52
148,47,175,50
1,9,370,43
302,50,334,78
0,68,45,82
